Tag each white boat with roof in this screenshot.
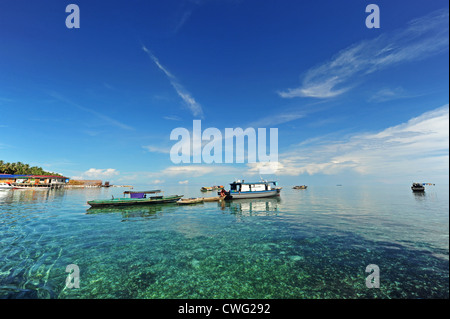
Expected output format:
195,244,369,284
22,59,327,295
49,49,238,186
0,182,14,190
222,180,282,199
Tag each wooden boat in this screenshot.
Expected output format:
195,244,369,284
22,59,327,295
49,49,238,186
293,185,307,189
201,196,223,202
87,190,183,207
222,180,281,200
177,197,204,205
411,183,425,192
200,185,224,192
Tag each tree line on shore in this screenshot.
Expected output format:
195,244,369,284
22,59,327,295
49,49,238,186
0,160,62,176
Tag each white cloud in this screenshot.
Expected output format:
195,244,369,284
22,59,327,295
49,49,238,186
278,9,449,99
142,46,204,118
72,168,120,180
178,180,189,184
260,105,449,182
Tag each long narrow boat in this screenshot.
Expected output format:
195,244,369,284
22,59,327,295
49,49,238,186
201,196,224,202
87,190,183,207
177,198,204,205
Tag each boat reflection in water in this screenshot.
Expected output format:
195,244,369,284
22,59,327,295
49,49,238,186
412,191,426,201
220,197,281,218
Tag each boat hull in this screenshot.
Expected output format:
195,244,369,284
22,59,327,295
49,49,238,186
202,196,223,202
225,189,280,199
87,195,183,207
177,198,204,205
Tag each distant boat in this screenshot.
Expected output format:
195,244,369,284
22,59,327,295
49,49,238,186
177,198,204,205
336,184,343,186
87,190,183,207
200,185,224,192
411,183,425,192
222,180,281,199
293,185,307,189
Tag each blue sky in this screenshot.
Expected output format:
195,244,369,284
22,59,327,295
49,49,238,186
0,0,448,187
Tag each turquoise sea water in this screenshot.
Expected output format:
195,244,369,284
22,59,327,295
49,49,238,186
0,184,448,299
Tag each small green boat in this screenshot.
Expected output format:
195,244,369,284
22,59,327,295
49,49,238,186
87,190,183,208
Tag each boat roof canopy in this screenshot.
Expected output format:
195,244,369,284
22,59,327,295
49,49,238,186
230,181,277,185
123,190,161,194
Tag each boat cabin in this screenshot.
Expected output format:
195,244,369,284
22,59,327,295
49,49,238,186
123,190,163,199
229,180,277,193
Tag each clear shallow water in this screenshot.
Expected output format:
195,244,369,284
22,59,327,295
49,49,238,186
0,185,448,299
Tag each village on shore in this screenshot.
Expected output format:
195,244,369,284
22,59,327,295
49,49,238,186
0,173,131,189
0,161,132,189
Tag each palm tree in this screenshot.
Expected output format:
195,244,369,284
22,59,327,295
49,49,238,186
0,160,63,176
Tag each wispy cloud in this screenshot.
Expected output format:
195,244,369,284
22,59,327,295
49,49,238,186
142,145,171,154
72,168,120,180
173,10,193,33
279,9,449,99
248,109,306,127
172,0,210,34
257,105,449,182
367,87,425,103
142,46,204,118
368,87,407,103
50,93,134,131
163,115,182,121
248,99,330,127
